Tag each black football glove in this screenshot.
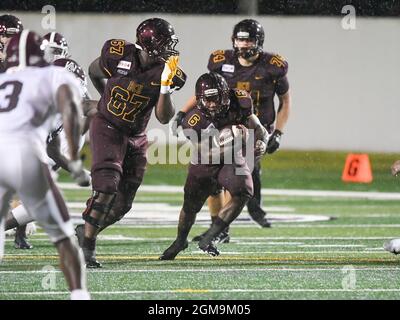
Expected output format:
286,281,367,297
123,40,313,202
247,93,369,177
171,111,186,136
266,129,282,154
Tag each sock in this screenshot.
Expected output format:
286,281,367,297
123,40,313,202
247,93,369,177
201,217,229,245
83,237,96,250
70,289,91,300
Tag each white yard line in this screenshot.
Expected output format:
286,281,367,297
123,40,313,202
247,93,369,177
58,183,400,200
1,267,400,274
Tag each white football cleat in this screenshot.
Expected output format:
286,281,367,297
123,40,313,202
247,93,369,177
384,239,400,254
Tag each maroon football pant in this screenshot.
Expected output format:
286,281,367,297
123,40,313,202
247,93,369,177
182,163,253,215
89,114,148,219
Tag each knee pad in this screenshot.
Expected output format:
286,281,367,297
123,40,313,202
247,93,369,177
91,168,121,194
82,191,116,228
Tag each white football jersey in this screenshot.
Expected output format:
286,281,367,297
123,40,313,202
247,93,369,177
0,65,81,161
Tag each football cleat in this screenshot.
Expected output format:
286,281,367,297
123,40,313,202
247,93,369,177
193,229,230,244
254,217,272,228
14,232,33,249
82,247,102,268
198,242,220,257
75,224,102,268
159,240,189,260
384,239,400,255
214,230,230,244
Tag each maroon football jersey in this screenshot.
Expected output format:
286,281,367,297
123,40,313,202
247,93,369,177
207,49,288,129
97,39,186,135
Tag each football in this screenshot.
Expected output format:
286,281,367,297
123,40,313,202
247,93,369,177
213,125,249,147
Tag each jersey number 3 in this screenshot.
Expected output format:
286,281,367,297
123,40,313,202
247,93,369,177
0,81,23,112
107,86,150,122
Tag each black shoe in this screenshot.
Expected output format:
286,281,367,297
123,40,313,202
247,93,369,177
214,230,230,244
75,224,85,247
14,232,33,249
192,230,208,242
198,242,220,257
255,217,272,228
159,240,189,260
82,247,102,268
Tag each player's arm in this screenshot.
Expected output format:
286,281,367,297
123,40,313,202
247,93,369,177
46,135,71,172
81,99,98,134
155,56,180,124
88,57,108,95
56,84,81,161
171,95,196,136
247,114,269,156
56,84,90,186
266,55,290,154
275,89,291,134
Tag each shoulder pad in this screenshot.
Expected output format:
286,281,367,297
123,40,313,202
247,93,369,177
265,52,289,78
207,49,235,71
100,39,134,77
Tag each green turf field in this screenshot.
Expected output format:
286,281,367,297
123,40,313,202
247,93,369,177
1,149,400,300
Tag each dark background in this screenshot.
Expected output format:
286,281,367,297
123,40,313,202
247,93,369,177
1,0,399,16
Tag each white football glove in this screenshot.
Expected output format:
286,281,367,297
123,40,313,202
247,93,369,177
68,160,91,187
160,55,179,94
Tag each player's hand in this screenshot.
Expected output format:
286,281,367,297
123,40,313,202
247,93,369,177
391,160,400,176
171,111,186,136
266,129,282,154
161,55,179,88
68,160,91,187
255,140,267,157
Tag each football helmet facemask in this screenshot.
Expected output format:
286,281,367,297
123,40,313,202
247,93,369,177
232,19,264,59
42,32,70,63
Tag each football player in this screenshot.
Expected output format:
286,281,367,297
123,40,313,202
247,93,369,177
42,31,70,63
160,72,269,260
172,19,291,242
74,18,186,268
383,160,400,254
2,57,94,249
0,30,90,299
0,14,23,73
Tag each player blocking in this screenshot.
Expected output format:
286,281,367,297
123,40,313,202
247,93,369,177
75,18,186,268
